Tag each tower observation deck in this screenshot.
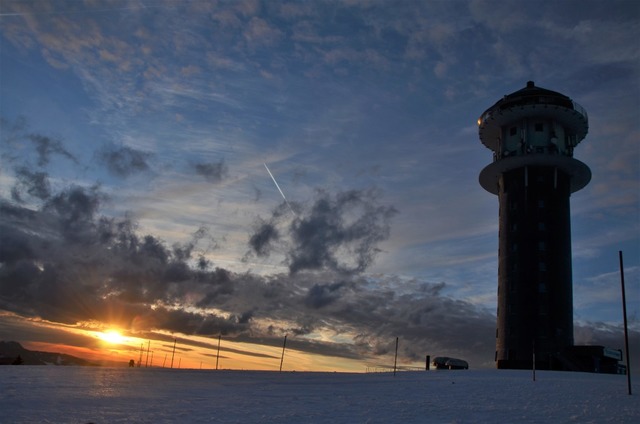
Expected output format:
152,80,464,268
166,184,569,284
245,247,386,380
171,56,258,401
478,81,591,370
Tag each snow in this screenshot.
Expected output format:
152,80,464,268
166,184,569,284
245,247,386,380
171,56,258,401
1,367,638,423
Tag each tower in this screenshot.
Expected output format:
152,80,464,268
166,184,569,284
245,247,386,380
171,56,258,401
477,81,590,370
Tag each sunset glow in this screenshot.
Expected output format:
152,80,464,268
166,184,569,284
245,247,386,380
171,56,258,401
97,330,126,345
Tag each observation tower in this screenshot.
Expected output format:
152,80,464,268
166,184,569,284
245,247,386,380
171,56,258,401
477,81,590,370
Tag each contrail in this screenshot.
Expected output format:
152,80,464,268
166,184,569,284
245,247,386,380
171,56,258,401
263,163,296,216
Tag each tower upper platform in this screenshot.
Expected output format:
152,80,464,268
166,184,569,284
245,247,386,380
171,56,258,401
477,81,591,195
478,81,588,152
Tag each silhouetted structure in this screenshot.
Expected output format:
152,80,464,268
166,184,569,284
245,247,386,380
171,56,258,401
431,356,469,370
478,81,591,370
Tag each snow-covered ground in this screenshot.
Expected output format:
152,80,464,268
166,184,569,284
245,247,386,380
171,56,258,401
1,366,638,423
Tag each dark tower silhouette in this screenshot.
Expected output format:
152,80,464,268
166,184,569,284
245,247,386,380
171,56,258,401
477,81,590,370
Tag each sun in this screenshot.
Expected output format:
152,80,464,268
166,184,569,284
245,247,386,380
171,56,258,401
98,329,126,344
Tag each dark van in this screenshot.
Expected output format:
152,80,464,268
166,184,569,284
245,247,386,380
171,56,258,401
431,356,469,370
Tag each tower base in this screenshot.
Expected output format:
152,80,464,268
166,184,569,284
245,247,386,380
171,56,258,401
497,345,626,374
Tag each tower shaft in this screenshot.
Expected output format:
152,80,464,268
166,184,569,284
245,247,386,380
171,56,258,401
496,166,574,368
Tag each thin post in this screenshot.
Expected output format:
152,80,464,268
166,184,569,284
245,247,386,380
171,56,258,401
138,343,143,367
216,334,221,370
393,337,399,376
170,339,176,369
426,355,430,371
162,353,167,368
279,335,287,372
619,251,632,395
145,340,150,367
150,351,154,367
532,340,536,382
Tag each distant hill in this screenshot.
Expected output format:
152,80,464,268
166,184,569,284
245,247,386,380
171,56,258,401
0,341,98,366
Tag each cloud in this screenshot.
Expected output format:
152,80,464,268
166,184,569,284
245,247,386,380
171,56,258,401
248,189,398,274
194,160,228,184
248,219,279,257
98,145,151,177
5,132,77,169
243,17,283,48
11,166,51,202
468,0,527,33
288,189,397,274
1,171,634,368
0,173,495,365
0,118,78,172
304,281,350,309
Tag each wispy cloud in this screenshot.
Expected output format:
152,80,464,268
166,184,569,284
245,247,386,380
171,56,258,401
98,145,151,178
194,160,228,184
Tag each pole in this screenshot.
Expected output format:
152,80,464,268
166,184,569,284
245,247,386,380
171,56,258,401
216,334,221,370
170,339,176,369
393,337,399,377
162,353,167,368
426,355,430,371
619,251,632,395
279,335,287,372
145,340,150,367
150,351,154,367
138,343,143,367
532,340,536,382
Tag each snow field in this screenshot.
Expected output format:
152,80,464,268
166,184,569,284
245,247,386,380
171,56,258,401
1,367,638,423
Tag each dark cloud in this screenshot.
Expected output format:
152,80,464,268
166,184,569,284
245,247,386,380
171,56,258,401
44,185,103,222
248,220,279,257
11,166,51,202
0,117,77,168
304,281,349,309
0,178,492,365
194,160,228,183
0,175,503,365
98,145,151,177
247,188,398,274
29,134,78,167
42,185,106,244
288,189,397,274
2,174,631,369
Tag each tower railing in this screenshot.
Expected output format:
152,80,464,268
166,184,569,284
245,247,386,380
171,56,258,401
571,101,588,121
477,99,588,135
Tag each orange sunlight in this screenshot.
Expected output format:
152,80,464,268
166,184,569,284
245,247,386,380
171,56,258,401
97,329,126,345
15,317,372,371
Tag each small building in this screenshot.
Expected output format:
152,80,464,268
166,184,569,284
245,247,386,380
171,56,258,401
560,345,626,374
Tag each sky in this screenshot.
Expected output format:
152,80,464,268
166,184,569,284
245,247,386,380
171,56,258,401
0,0,638,372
